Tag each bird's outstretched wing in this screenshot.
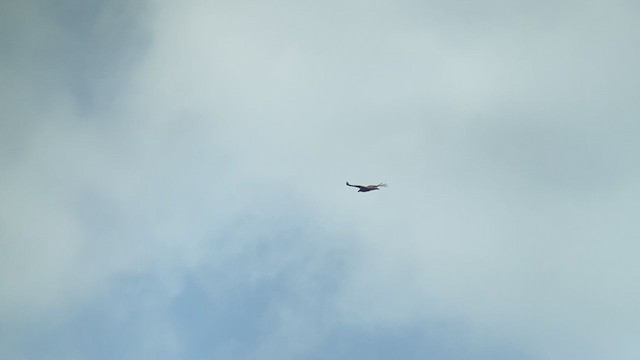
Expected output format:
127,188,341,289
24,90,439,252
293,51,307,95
346,181,367,190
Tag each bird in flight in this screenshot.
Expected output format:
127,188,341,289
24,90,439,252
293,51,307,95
346,182,387,192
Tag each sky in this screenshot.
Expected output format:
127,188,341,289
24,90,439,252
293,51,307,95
1,0,640,359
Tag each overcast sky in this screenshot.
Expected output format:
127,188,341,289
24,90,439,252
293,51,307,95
2,0,640,359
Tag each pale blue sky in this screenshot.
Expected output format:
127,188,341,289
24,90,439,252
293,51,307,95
2,0,640,359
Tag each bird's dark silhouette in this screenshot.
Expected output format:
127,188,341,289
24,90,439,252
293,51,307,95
346,182,387,192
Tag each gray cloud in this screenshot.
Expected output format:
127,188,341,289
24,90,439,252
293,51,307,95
2,0,640,359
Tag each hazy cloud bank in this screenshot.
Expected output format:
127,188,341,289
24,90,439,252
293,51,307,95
2,0,640,359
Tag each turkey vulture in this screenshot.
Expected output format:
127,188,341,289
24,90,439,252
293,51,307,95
346,182,387,192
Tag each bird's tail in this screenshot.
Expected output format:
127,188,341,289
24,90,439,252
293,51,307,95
378,183,387,187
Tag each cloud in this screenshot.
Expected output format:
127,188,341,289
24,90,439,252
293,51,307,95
2,0,640,359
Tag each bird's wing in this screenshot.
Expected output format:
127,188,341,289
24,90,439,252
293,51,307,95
363,183,387,189
346,182,367,189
